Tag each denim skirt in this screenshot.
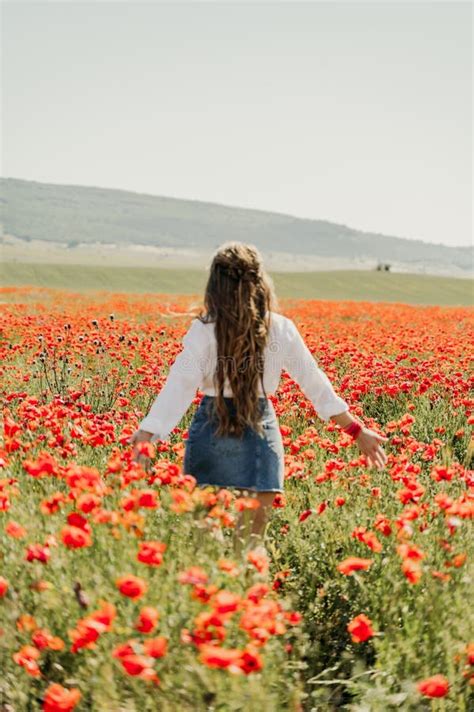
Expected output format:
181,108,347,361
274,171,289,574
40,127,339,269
183,396,284,493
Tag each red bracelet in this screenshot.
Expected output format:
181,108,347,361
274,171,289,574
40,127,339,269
343,420,362,439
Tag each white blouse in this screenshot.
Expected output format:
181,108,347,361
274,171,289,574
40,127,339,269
138,311,350,442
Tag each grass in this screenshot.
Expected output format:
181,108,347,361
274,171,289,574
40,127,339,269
1,261,472,305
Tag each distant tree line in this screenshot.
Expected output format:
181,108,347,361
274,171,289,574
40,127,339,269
375,262,391,272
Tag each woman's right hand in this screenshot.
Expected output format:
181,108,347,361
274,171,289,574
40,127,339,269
354,427,389,470
128,429,154,468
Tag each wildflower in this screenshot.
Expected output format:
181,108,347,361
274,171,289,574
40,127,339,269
119,653,158,682
116,575,148,600
135,607,160,634
430,465,455,482
68,602,115,653
218,559,240,577
247,548,269,574
451,553,467,568
137,541,167,566
16,614,37,632
211,590,241,615
40,492,67,515
401,559,422,584
285,610,302,626
199,644,242,670
351,527,382,553
60,525,92,549
246,583,270,602
136,489,160,508
134,442,156,460
69,619,104,653
0,577,8,596
23,452,59,478
347,614,375,643
337,557,373,575
417,674,449,698
178,566,208,585
43,683,81,712
397,543,424,561
272,493,286,508
143,636,168,658
191,583,219,603
32,628,64,651
373,514,392,536
13,644,41,677
25,544,51,564
76,493,102,513
92,601,116,629
5,520,27,538
234,497,261,511
238,647,263,674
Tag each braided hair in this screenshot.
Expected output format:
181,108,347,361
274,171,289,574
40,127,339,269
198,241,278,437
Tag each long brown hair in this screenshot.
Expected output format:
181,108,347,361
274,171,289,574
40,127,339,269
198,242,278,437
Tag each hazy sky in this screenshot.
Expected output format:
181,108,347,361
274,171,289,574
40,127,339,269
2,1,472,247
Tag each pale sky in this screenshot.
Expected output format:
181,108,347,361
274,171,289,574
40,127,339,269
2,1,472,247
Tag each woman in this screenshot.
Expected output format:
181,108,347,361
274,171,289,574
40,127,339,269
130,242,388,547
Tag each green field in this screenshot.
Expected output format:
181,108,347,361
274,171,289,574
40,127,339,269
1,260,472,305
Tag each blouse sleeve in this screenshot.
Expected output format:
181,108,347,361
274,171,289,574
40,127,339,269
282,318,350,422
137,318,208,442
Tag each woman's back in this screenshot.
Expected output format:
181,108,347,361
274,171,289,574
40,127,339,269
194,309,292,397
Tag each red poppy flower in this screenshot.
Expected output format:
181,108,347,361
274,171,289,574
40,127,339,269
112,641,136,659
118,653,159,683
137,541,166,567
401,559,422,584
116,574,147,599
238,647,263,674
417,674,449,698
25,544,51,564
218,559,240,577
60,525,92,549
397,543,424,561
134,441,156,459
199,644,242,669
337,557,373,575
246,583,270,603
247,549,269,573
69,619,104,653
135,606,160,634
347,614,375,643
91,601,116,629
143,636,168,658
178,566,208,585
42,682,81,712
32,628,64,651
0,577,8,597
5,520,27,538
13,644,41,677
211,590,241,615
136,489,160,509
234,497,261,511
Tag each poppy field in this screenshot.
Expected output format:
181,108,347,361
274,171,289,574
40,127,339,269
0,286,473,711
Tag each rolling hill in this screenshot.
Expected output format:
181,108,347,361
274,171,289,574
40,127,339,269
1,177,471,275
